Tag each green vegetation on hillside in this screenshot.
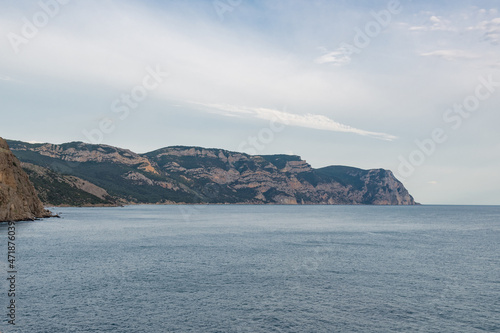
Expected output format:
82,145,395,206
6,140,416,206
23,166,112,206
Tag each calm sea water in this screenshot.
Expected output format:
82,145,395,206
1,205,499,333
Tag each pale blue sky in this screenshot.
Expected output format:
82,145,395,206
1,0,499,204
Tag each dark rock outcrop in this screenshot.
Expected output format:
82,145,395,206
0,138,52,221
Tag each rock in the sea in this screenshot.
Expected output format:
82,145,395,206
0,137,52,221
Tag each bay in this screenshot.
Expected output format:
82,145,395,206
1,205,499,332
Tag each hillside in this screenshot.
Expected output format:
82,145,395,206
0,138,52,221
21,162,120,206
7,140,416,205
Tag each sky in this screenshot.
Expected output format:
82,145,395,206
0,0,499,205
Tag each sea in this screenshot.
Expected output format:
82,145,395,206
0,205,499,333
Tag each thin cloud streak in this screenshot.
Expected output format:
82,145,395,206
420,49,480,61
195,103,397,141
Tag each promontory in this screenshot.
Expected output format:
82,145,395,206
6,140,417,206
0,138,52,222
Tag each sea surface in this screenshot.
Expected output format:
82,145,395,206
1,205,499,333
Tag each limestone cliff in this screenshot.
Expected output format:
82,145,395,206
7,140,416,205
0,138,52,221
145,147,416,205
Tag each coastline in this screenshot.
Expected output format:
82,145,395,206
43,201,422,208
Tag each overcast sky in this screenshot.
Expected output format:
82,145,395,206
1,0,499,204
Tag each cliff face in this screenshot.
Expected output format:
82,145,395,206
7,140,416,205
9,141,158,174
145,147,416,205
0,138,51,221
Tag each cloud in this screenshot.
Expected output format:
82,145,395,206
468,17,500,45
409,15,455,32
315,50,351,66
408,26,427,31
420,49,480,61
0,1,384,118
429,15,454,31
195,103,397,141
0,75,11,81
409,9,500,46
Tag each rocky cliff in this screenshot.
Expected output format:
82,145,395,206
144,146,416,205
0,138,52,221
7,140,416,205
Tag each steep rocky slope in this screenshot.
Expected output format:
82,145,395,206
21,162,120,206
145,146,416,205
7,140,416,205
0,138,52,221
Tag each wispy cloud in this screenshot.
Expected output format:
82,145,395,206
420,49,480,61
0,75,11,81
467,17,500,45
409,9,500,46
409,15,455,32
315,50,351,66
195,103,397,141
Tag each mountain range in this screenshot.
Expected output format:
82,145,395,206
6,139,417,206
